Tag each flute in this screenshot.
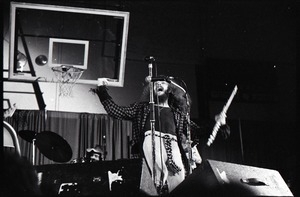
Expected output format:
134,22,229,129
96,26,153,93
207,85,238,146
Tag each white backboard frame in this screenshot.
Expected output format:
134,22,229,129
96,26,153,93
9,2,130,87
48,38,89,70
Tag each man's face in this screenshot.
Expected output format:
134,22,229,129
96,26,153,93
90,153,101,161
154,81,169,97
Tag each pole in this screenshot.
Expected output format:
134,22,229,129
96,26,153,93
146,57,157,187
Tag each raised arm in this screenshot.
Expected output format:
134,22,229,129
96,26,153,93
90,86,137,120
189,118,230,142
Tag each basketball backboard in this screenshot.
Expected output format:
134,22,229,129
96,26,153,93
8,2,129,87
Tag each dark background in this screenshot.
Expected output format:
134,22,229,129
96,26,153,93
2,0,299,196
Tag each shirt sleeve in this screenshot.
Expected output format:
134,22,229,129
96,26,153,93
101,99,139,120
94,86,137,120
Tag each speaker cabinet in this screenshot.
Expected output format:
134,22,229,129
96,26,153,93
35,159,141,196
169,159,293,197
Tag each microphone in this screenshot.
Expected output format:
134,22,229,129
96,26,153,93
144,56,155,62
145,76,174,83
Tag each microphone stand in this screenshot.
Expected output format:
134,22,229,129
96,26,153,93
146,57,158,188
32,108,46,165
32,138,36,165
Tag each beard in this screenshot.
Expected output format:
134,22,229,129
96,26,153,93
154,92,168,103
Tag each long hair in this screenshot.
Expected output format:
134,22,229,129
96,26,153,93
139,76,192,114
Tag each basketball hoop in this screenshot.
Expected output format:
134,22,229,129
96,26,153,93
52,65,84,97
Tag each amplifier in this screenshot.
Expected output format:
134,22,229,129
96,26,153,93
35,159,142,196
170,159,293,197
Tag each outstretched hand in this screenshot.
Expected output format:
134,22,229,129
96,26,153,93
214,112,230,139
90,78,109,94
98,78,109,86
89,86,107,94
215,111,226,125
89,83,111,101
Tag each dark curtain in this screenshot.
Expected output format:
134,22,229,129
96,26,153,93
5,110,132,165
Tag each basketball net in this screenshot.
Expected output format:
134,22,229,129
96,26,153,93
52,65,84,97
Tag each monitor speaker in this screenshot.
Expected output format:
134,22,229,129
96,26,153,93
169,159,293,197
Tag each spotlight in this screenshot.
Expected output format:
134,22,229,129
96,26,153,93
16,51,27,72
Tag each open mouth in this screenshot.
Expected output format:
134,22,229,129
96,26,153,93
157,87,163,92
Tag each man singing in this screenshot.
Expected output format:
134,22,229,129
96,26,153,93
91,75,229,195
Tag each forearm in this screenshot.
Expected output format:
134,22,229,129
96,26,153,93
93,85,112,102
91,86,136,120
